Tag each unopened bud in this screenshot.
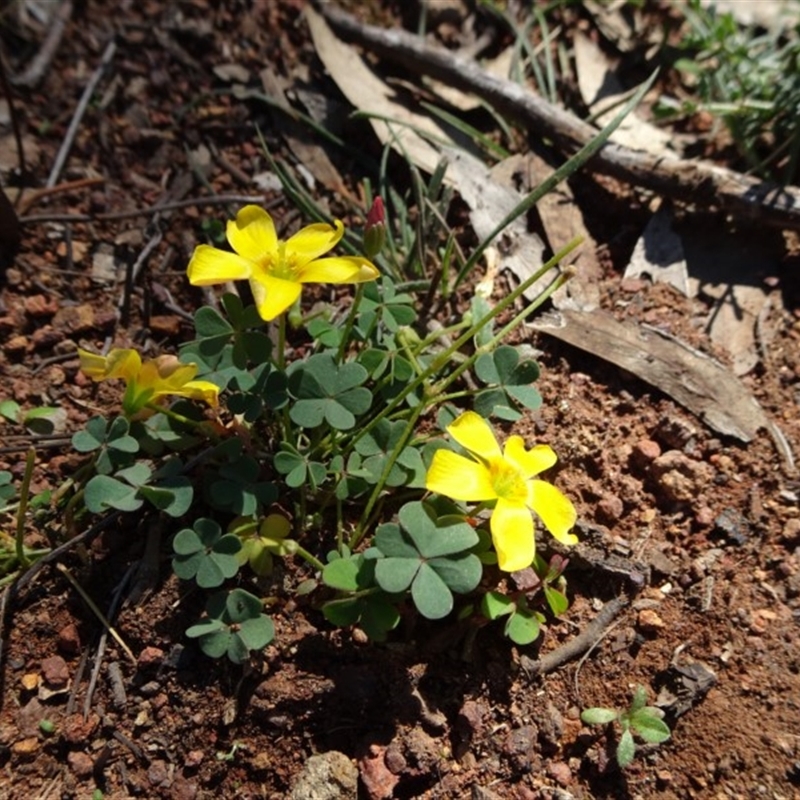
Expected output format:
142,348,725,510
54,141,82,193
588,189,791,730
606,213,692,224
363,196,386,258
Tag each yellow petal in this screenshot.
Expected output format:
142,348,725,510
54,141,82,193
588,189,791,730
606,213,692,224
528,480,578,545
286,220,344,265
298,256,379,284
447,411,501,461
227,205,278,261
491,499,535,572
250,274,302,322
425,449,497,502
504,437,557,478
78,348,110,379
106,349,143,382
187,244,253,286
179,380,220,408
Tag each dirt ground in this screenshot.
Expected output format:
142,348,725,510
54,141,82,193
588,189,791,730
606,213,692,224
1,1,799,799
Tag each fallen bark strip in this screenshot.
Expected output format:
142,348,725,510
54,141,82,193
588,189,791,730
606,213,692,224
521,595,629,676
316,3,800,232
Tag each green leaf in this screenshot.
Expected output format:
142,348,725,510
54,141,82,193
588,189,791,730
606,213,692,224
410,562,453,619
481,591,515,620
631,711,671,744
375,557,420,593
0,399,20,423
474,346,542,420
616,729,636,768
288,353,372,430
172,518,242,588
429,553,482,594
237,615,275,652
22,406,67,436
580,708,619,725
373,502,482,620
543,585,569,616
398,501,478,558
322,558,361,592
504,608,541,645
84,475,143,513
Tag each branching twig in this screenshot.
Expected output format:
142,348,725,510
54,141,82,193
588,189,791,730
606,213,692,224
521,596,629,676
316,2,800,232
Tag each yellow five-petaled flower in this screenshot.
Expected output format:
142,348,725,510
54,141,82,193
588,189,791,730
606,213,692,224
186,205,380,322
78,348,219,418
425,411,577,572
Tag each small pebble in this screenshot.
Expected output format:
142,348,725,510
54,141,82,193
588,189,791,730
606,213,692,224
67,751,94,779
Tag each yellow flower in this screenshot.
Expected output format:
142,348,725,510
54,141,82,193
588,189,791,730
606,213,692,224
425,411,577,572
187,205,379,322
79,348,219,418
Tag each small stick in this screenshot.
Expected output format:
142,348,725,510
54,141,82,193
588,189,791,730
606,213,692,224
522,595,628,676
10,0,73,89
17,177,106,216
56,562,136,665
46,39,116,188
20,192,279,225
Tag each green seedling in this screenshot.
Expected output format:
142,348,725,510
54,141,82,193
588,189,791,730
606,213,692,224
581,684,672,768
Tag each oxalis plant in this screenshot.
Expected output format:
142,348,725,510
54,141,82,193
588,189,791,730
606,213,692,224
8,76,655,664
69,201,579,662
581,685,672,769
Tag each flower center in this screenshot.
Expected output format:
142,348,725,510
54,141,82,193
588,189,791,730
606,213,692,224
488,457,528,504
263,241,298,281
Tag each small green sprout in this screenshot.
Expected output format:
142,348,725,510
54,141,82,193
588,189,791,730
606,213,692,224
581,685,672,768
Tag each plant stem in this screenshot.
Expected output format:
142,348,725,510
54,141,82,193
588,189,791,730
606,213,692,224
14,449,36,569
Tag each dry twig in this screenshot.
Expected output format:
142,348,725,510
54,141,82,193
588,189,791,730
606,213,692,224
316,2,800,232
521,596,629,676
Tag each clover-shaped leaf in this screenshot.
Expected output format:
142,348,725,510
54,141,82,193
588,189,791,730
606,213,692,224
357,277,417,335
287,353,371,430
73,416,139,474
206,451,277,516
137,457,193,518
186,588,274,663
274,444,327,490
84,475,143,513
474,345,541,421
354,419,425,488
172,517,242,588
373,501,481,620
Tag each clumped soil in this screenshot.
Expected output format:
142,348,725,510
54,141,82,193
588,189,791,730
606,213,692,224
0,2,799,799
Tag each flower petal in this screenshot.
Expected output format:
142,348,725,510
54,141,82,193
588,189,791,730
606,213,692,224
286,220,344,266
491,499,535,572
187,245,253,286
528,480,578,545
297,255,379,284
226,205,278,261
178,380,220,408
425,449,497,502
446,411,502,461
504,437,557,478
79,348,142,382
78,348,111,380
250,274,302,322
